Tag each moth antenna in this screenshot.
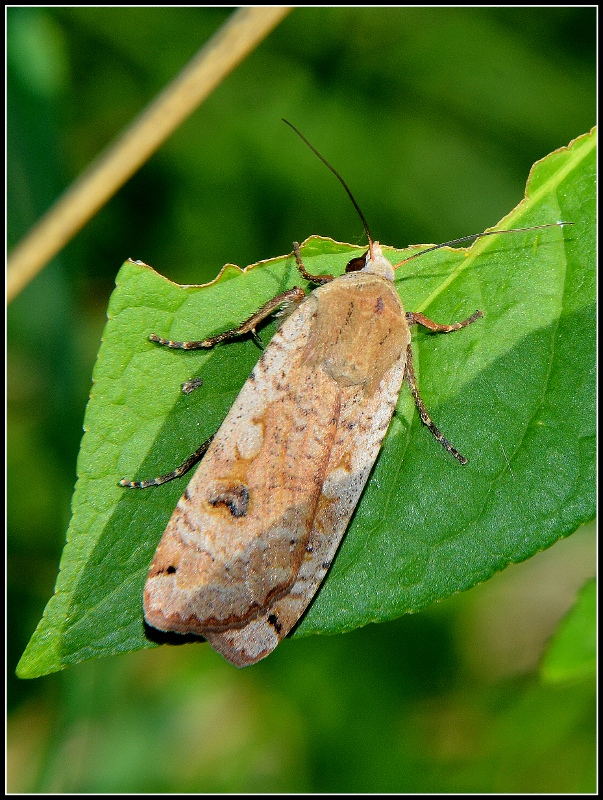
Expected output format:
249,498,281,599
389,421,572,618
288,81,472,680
393,222,574,270
283,119,375,257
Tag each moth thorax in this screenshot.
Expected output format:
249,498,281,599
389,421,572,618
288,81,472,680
362,242,395,282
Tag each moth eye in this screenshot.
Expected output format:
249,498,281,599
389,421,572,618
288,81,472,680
345,252,368,273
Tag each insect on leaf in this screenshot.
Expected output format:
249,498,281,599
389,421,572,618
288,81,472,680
17,128,595,678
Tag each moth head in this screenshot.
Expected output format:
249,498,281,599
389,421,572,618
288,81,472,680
360,242,395,282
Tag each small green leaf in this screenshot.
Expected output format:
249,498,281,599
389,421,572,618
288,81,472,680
540,578,596,684
17,129,595,678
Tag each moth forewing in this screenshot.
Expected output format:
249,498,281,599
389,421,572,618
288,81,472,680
143,292,337,635
143,244,412,666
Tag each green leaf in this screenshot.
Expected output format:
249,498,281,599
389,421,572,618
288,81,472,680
540,578,596,684
17,128,595,678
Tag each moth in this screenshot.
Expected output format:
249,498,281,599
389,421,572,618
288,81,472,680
121,122,571,666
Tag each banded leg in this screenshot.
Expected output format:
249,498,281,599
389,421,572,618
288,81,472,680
149,286,306,350
120,435,214,489
407,309,483,332
293,241,334,285
404,344,467,465
405,309,482,464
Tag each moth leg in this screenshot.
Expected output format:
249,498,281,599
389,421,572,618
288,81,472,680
407,309,482,332
293,241,334,285
149,286,306,350
404,344,467,465
119,434,215,489
249,329,265,350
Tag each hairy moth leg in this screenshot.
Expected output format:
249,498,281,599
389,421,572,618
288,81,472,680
120,435,215,489
292,241,335,284
149,286,306,349
405,308,483,464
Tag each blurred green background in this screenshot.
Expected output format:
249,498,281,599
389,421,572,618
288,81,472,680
7,7,595,792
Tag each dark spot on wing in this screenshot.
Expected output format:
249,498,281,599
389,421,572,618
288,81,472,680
208,484,251,518
268,614,282,634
